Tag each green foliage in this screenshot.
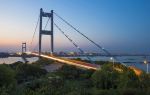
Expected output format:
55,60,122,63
1,60,150,95
139,72,150,89
92,89,120,95
92,64,120,89
0,86,10,95
58,65,94,80
75,58,82,61
32,58,54,66
118,69,140,88
95,61,110,65
58,65,79,79
0,64,16,86
15,63,47,83
9,61,24,69
120,88,145,95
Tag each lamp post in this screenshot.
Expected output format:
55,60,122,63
110,57,114,70
144,60,148,74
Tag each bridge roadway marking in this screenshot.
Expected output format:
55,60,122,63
27,52,142,75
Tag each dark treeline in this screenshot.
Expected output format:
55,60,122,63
0,58,150,95
0,52,9,58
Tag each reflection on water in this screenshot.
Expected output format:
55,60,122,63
0,56,150,72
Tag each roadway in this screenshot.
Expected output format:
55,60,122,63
27,52,142,76
31,52,100,70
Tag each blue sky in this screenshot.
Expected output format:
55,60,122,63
0,0,150,54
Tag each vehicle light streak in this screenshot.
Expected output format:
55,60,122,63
31,52,99,70
29,52,142,75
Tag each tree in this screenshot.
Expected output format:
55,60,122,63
15,64,47,83
118,69,140,88
58,65,80,79
0,64,16,86
92,64,120,89
33,58,54,66
139,72,150,89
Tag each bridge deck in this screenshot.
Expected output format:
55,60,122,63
31,52,100,70
29,52,142,75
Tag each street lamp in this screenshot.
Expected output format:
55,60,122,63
110,57,114,70
144,60,148,74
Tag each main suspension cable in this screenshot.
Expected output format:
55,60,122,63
54,23,93,63
54,12,112,55
54,12,126,66
30,15,40,51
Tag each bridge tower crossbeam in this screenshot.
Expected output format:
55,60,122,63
22,42,26,53
39,8,54,55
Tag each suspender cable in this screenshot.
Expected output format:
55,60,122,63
54,23,93,63
54,12,126,66
54,12,111,55
32,17,50,52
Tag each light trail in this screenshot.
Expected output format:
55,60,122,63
31,52,100,70
28,52,142,75
129,66,142,76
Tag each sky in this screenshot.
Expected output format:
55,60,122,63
0,0,150,54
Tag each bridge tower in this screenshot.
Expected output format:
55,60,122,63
39,8,54,56
21,42,28,63
22,42,26,53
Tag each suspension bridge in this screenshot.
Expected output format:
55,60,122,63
23,8,142,75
